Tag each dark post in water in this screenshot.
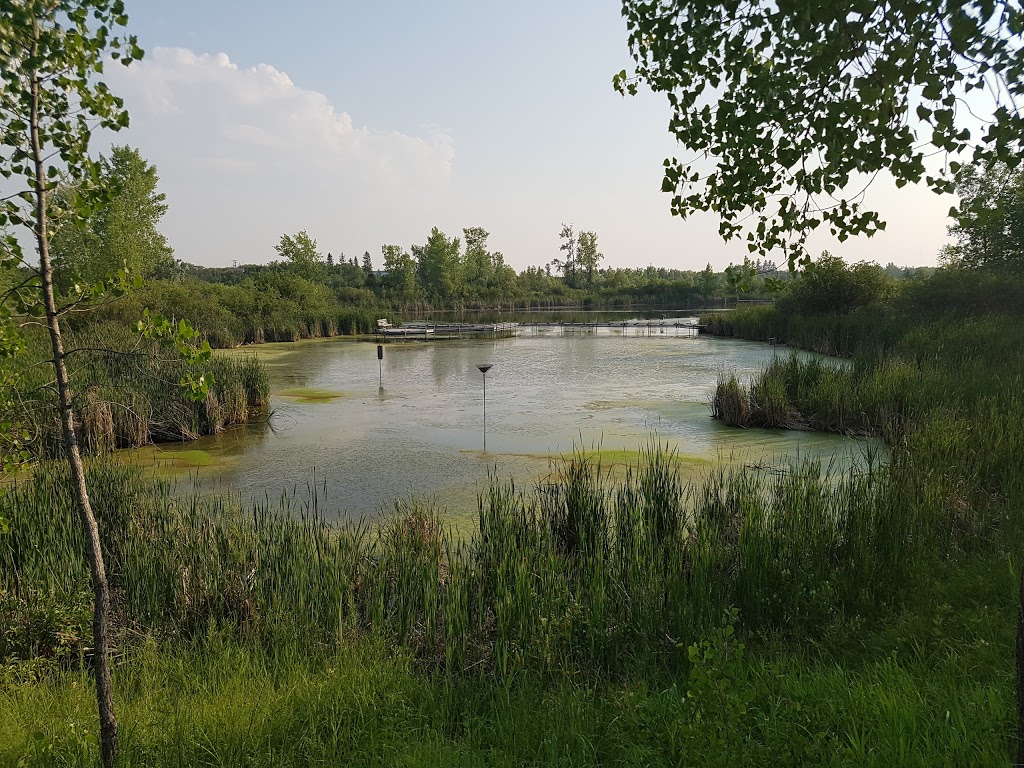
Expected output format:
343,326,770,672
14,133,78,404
476,364,493,451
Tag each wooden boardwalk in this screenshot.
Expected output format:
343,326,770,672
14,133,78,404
381,322,519,341
518,321,704,331
379,320,705,342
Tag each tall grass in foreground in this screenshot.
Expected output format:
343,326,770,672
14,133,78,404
3,602,1014,767
2,446,909,678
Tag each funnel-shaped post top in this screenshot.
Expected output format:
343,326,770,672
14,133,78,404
477,364,493,374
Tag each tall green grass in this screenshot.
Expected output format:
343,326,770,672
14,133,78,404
2,453,1015,765
2,446,909,678
2,598,1014,768
707,305,1024,559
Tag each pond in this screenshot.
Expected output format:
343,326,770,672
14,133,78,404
132,317,873,523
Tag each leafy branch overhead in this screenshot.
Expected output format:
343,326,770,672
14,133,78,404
615,0,1024,266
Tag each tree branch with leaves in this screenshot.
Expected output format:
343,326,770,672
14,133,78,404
616,0,1024,267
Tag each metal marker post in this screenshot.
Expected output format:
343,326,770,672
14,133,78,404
377,344,384,387
477,364,492,451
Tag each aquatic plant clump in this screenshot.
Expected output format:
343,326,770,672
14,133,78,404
0,324,270,462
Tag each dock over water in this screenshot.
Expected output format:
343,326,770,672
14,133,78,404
381,322,519,341
379,320,705,342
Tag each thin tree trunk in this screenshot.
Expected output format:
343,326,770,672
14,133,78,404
1017,559,1024,767
30,63,118,768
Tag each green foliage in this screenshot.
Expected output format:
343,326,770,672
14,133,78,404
0,588,92,678
135,309,214,400
0,0,143,233
945,161,1024,273
274,230,322,277
575,230,603,285
413,227,462,302
0,324,268,462
0,607,1014,767
706,277,1024,542
381,244,417,301
780,253,892,315
0,0,143,405
616,0,1024,264
554,222,577,286
667,609,835,767
724,258,756,301
50,146,173,285
695,263,720,298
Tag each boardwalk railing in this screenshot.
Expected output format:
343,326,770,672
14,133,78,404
379,320,705,342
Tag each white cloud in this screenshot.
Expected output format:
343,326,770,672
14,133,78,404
104,47,455,264
97,46,948,271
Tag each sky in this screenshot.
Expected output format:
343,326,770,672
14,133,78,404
98,0,954,271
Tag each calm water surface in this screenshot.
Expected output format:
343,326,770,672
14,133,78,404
149,320,872,521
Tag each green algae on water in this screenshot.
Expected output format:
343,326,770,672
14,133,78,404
279,388,348,403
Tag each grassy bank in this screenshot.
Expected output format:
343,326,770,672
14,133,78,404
2,587,1013,767
703,297,1024,538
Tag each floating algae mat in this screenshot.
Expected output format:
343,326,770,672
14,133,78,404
507,447,712,473
130,447,223,472
278,387,348,403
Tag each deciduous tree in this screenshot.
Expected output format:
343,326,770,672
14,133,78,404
462,226,494,295
781,252,892,314
945,161,1024,272
413,227,461,302
576,230,603,285
0,6,208,765
616,0,1024,265
558,223,577,286
381,243,416,299
724,258,757,304
274,230,322,276
51,145,173,284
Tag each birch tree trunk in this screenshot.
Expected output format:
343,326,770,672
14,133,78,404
29,59,118,768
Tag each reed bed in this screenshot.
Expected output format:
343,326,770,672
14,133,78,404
92,283,381,348
706,305,1024,557
0,324,269,462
